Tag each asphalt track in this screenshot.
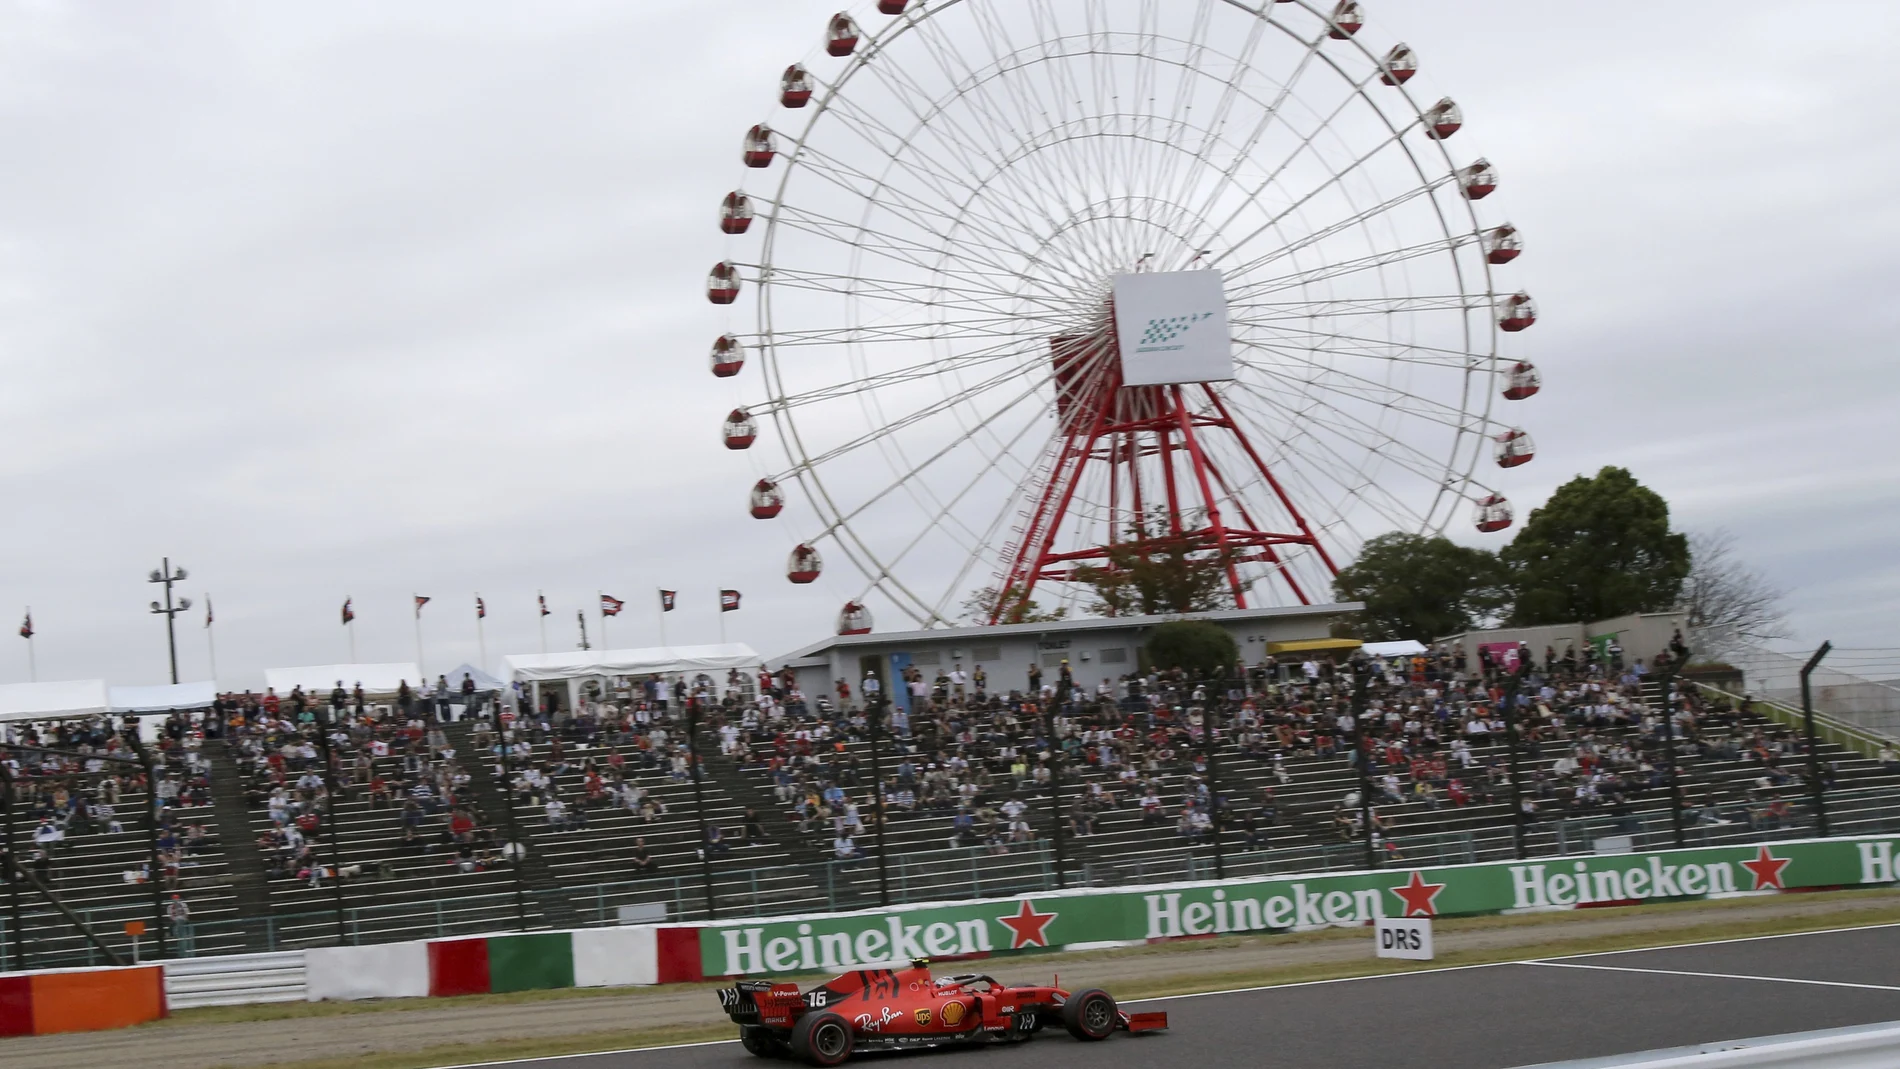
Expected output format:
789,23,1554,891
454,924,1900,1069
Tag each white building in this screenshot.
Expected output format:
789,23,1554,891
773,603,1362,716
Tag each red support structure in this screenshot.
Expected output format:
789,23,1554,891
988,331,1339,623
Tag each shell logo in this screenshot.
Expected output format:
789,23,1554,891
941,1001,966,1026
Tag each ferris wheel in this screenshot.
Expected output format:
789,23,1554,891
708,0,1542,633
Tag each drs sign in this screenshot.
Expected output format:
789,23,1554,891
1112,270,1234,387
1375,917,1434,961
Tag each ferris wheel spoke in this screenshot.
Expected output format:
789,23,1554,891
766,335,1041,409
1227,233,1480,302
753,265,1061,316
1219,382,1435,534
1234,345,1493,433
896,16,1100,244
1186,18,1338,241
770,203,1043,294
1218,176,1457,283
1212,111,1423,272
758,320,1058,349
816,84,1069,262
772,354,1053,473
1245,321,1491,370
1232,294,1480,320
1164,6,1268,215
839,396,1067,607
1238,355,1489,438
789,140,1045,261
1225,377,1469,501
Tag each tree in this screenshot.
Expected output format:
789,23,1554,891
1071,509,1236,617
1680,529,1787,657
959,586,1067,626
1331,532,1510,641
1502,466,1691,625
1144,620,1238,679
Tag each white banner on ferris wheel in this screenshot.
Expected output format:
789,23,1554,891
1112,270,1235,387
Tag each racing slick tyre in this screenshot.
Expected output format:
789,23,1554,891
740,1026,785,1059
1062,989,1118,1042
790,1010,854,1067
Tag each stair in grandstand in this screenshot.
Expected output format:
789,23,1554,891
442,719,571,929
484,728,831,923
204,737,280,950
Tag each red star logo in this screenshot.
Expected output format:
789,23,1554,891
997,899,1058,949
1741,845,1791,890
1390,871,1446,918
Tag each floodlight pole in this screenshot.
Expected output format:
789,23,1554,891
148,559,191,684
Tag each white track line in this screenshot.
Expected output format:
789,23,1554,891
1523,960,1900,993
1538,919,1900,961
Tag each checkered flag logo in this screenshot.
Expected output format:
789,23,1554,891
1141,312,1213,345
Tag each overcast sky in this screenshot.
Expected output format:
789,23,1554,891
0,0,1893,689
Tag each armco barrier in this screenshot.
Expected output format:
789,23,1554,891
0,964,166,1036
164,952,306,1009
679,833,1900,978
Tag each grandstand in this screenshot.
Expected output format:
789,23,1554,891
4,644,1899,968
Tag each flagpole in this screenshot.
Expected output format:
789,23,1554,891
24,607,35,683
205,595,218,684
657,588,667,649
414,596,426,678
538,591,548,654
348,613,357,663
719,593,727,645
475,594,487,670
598,591,608,651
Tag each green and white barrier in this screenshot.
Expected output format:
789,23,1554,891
683,834,1896,979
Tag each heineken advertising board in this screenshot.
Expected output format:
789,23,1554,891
699,835,1900,977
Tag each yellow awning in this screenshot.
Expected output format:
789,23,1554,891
1265,638,1363,655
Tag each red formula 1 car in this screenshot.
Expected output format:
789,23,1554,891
717,961,1167,1066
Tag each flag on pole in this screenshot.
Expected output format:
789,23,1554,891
720,590,741,612
600,594,625,617
341,598,355,625
476,596,486,619
18,611,32,639
538,593,551,617
659,590,677,612
414,594,431,617
205,597,214,628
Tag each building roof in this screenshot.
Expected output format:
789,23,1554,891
772,602,1362,665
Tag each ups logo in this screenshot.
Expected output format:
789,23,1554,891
914,1008,932,1026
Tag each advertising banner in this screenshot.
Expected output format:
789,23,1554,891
697,835,1898,977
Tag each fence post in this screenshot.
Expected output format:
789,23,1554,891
1040,700,1070,889
867,699,890,907
1349,662,1379,869
684,699,716,920
1501,667,1528,860
312,705,349,945
1650,659,1689,850
1801,642,1834,836
1201,680,1224,880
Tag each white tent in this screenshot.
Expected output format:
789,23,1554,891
500,644,760,683
110,681,218,712
0,679,111,723
1362,640,1429,658
264,663,422,697
438,663,506,692
500,644,759,711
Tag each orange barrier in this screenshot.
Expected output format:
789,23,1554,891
0,965,166,1037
